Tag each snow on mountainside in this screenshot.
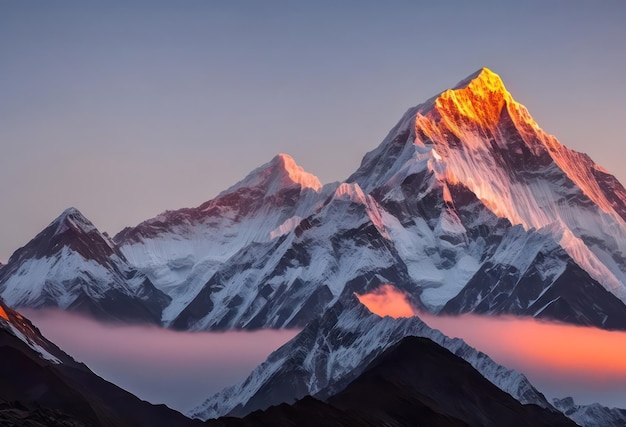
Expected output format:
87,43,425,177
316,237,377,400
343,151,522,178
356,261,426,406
0,208,170,323
348,67,626,304
205,336,576,427
171,181,416,330
164,67,626,331
191,294,551,420
3,67,626,333
114,154,334,324
553,397,626,427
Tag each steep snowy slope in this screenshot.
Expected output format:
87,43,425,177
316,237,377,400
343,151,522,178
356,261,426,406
0,208,169,323
204,336,575,427
4,68,626,332
191,295,550,420
553,397,626,427
171,172,626,330
348,67,626,316
115,154,333,323
0,300,202,426
0,299,66,364
170,68,626,331
171,182,418,330
439,224,626,329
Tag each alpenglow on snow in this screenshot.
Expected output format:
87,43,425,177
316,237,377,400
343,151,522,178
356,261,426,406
3,67,626,331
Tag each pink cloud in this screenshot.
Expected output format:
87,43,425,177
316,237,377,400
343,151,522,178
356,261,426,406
23,309,299,412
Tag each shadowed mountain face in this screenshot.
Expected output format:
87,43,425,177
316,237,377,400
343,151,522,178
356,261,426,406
0,300,201,427
204,336,576,427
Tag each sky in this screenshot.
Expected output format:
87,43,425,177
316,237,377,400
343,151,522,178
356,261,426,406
1,1,626,260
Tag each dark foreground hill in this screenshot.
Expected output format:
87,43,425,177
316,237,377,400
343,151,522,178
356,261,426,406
205,336,575,427
0,300,201,427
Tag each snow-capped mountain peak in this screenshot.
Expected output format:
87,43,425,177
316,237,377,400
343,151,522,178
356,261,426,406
4,207,117,266
331,182,368,204
346,67,626,303
452,67,504,90
429,67,536,135
219,153,322,197
191,295,552,420
5,67,626,338
0,208,170,322
52,207,99,235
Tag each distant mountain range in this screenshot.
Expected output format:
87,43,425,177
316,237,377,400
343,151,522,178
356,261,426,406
3,69,626,331
2,67,626,426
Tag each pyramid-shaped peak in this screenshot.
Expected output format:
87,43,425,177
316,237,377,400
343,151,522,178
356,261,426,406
429,67,517,130
272,153,322,188
452,67,507,93
221,153,322,196
52,207,97,235
271,153,297,165
0,206,115,267
59,206,84,219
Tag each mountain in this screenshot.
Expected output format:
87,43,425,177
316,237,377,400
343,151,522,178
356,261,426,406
347,68,626,321
194,296,626,426
191,295,551,420
170,181,416,330
146,67,626,330
114,154,334,325
204,336,575,427
2,67,626,424
0,299,201,427
4,67,626,331
553,397,626,427
0,208,170,323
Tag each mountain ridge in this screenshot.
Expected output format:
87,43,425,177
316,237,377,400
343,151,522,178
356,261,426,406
3,67,626,331
2,67,626,426
0,207,170,323
190,294,552,420
204,335,575,427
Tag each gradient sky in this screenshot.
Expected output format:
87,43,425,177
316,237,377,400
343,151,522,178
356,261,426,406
2,1,625,260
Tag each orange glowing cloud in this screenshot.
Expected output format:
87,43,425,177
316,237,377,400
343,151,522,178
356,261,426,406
419,313,626,382
420,313,626,406
355,285,626,405
355,284,416,319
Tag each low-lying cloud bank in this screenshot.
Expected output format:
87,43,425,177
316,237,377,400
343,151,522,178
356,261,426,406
23,309,299,413
24,287,626,413
357,284,626,408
